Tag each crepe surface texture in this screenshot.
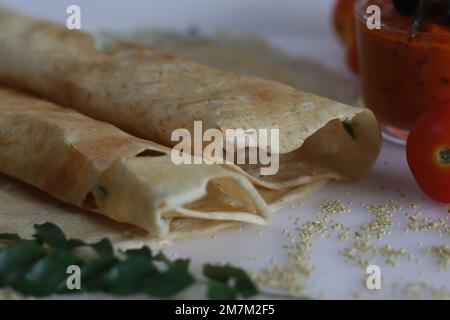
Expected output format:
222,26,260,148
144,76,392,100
0,8,381,211
100,30,359,105
0,88,272,240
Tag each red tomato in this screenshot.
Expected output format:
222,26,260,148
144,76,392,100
406,101,450,203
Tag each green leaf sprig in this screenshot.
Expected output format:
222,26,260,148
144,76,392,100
0,223,258,299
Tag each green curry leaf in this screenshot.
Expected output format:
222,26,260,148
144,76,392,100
0,223,259,299
203,264,258,299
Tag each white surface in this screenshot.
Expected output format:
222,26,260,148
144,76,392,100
2,0,449,299
167,141,450,299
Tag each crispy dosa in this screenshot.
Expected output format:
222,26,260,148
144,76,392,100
0,173,325,250
0,8,381,209
0,88,271,238
100,30,359,104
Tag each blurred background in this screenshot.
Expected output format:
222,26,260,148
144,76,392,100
1,0,349,76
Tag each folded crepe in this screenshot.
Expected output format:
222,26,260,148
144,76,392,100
0,8,381,210
0,173,238,250
0,88,271,239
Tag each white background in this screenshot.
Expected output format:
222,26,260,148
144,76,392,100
2,0,449,299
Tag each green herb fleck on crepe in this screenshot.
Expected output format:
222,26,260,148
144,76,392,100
0,223,258,299
343,122,357,140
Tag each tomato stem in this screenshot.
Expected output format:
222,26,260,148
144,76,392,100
439,148,450,165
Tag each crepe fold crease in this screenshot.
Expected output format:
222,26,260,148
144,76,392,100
0,88,270,238
0,8,381,209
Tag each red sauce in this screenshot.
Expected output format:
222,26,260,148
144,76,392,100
356,0,450,130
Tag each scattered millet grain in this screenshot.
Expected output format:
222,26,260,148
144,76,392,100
425,244,450,270
253,193,448,299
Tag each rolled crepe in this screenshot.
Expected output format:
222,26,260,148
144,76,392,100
103,30,358,104
0,88,270,238
0,8,381,209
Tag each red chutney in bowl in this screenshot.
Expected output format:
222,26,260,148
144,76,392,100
355,0,450,130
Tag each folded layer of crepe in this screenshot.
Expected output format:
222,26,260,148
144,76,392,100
0,9,381,209
0,173,324,250
0,88,270,238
